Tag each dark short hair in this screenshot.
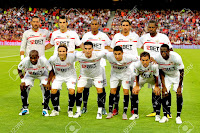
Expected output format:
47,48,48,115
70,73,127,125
31,16,40,21
84,41,93,48
29,50,39,57
121,19,131,26
113,46,123,52
140,51,150,59
58,43,68,51
148,20,158,27
160,44,170,51
59,15,67,22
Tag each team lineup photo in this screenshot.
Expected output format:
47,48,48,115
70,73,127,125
0,0,200,132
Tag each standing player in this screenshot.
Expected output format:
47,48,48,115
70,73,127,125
46,44,77,117
18,50,52,116
105,46,139,120
129,52,161,122
152,44,184,124
73,42,107,119
20,16,52,107
45,15,82,111
80,19,111,115
110,19,140,115
45,16,83,54
138,20,173,118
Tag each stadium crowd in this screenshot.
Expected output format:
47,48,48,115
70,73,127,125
1,7,200,44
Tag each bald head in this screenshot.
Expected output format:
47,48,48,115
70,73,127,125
29,50,39,65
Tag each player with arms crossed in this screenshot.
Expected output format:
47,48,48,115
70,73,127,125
139,20,173,118
105,46,139,120
129,51,161,122
152,44,184,124
73,42,107,119
81,19,111,115
20,16,52,107
46,44,77,117
18,50,52,116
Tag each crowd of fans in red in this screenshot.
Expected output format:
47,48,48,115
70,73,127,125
1,7,200,44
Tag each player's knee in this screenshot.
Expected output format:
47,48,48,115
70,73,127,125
51,89,58,94
69,89,75,95
123,89,129,95
97,88,103,94
110,88,117,95
77,87,84,93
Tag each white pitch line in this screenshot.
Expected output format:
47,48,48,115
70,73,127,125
0,54,19,58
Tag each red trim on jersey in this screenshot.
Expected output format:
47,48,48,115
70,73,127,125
160,64,172,66
26,67,45,70
27,36,40,40
79,58,101,63
116,40,137,44
143,42,165,46
53,37,67,41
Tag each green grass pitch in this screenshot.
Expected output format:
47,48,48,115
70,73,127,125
0,46,199,133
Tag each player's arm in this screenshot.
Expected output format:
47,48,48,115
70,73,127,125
132,75,140,95
153,75,161,95
20,32,27,60
18,59,26,91
159,69,168,97
177,69,184,96
45,43,54,50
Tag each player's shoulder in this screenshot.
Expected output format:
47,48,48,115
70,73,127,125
130,32,139,37
49,55,58,61
170,51,182,60
140,33,150,39
151,63,159,69
158,32,169,38
113,33,122,38
68,30,78,35
39,56,48,62
23,29,32,35
67,53,76,58
134,60,142,68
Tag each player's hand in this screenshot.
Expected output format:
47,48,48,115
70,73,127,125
162,86,168,97
150,57,157,64
132,86,140,95
20,82,26,91
177,86,182,96
43,83,51,90
154,86,161,96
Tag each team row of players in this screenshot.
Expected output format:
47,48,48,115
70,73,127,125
18,16,184,124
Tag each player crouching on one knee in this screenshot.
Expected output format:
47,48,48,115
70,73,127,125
18,50,52,116
129,51,161,121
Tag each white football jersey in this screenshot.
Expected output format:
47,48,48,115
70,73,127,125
139,33,172,55
48,53,77,78
152,51,184,77
110,32,139,56
18,56,52,77
81,31,111,67
105,52,139,77
75,51,106,78
20,29,51,57
134,61,159,79
50,30,81,55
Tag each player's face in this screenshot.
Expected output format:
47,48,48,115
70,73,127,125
148,23,157,34
29,53,39,65
160,47,170,60
114,51,123,61
121,22,131,33
141,56,150,68
58,47,67,61
84,45,93,58
91,20,99,32
59,19,68,30
31,18,40,30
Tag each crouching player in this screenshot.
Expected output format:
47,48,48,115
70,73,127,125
105,46,139,120
129,51,161,121
18,50,52,116
153,44,184,124
47,44,77,117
